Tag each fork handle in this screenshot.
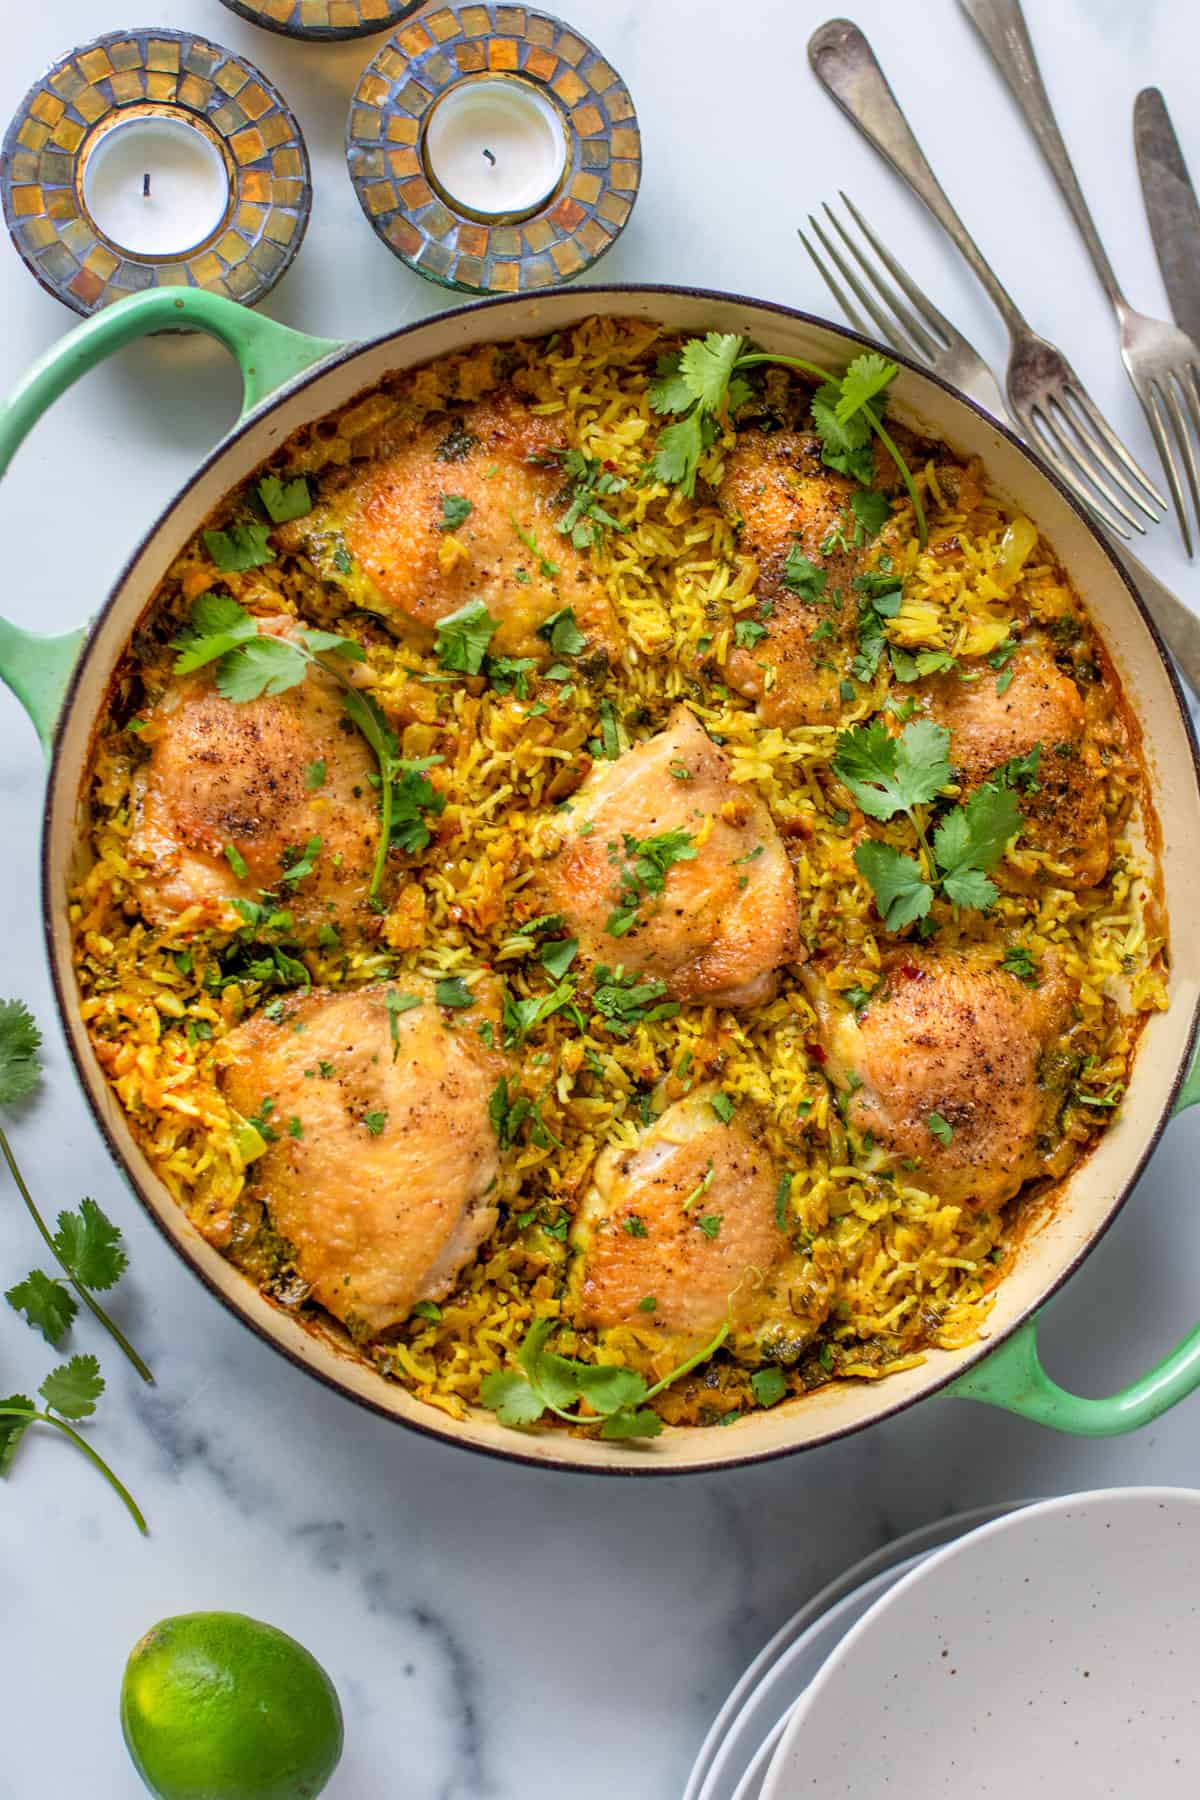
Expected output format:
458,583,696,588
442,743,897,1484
808,20,1027,338
959,0,1127,314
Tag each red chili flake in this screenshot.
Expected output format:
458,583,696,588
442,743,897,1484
806,1040,827,1065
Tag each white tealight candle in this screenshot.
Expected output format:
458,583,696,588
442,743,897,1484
424,78,566,219
82,116,231,257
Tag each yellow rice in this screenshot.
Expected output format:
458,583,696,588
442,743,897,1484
69,316,1167,1430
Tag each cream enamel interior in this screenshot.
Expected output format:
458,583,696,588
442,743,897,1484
43,288,1200,1471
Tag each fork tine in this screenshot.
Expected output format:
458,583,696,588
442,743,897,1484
820,205,940,363
1009,399,1126,534
1057,386,1165,522
802,216,910,360
838,192,957,351
1063,384,1167,516
797,226,876,344
1143,379,1195,558
1025,399,1143,536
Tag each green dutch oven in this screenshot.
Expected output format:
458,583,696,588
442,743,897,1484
2,283,1199,1473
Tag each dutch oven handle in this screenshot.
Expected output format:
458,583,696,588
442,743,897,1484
0,288,343,753
947,1053,1200,1433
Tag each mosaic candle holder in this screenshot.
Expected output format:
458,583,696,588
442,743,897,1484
216,0,426,45
1,28,311,317
346,3,641,294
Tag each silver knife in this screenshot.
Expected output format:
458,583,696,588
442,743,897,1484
1135,87,1200,351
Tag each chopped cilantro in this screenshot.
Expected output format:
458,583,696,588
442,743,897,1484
487,655,539,699
592,965,680,1038
927,1111,954,1145
537,606,586,656
751,1366,788,1408
851,488,891,539
511,513,559,578
384,989,421,1059
540,937,579,981
363,1110,387,1136
257,475,312,524
439,494,473,532
598,697,621,760
434,599,498,675
434,977,474,1010
710,1092,737,1125
1002,944,1040,986
782,545,827,601
202,521,274,571
734,618,769,648
279,835,321,888
604,829,697,937
623,1215,649,1238
697,1214,723,1239
224,843,249,882
305,759,326,790
555,448,628,549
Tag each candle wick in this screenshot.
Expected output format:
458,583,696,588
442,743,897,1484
142,172,151,198
481,147,496,166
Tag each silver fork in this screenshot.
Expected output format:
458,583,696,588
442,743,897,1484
961,0,1200,557
799,193,1200,697
808,18,1166,542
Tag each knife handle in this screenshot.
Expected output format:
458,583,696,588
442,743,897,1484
807,19,1026,336
959,0,1126,314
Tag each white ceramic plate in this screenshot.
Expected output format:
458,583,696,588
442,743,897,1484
685,1503,1026,1800
763,1487,1200,1799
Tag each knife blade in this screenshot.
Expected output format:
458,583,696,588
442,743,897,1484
1134,87,1200,351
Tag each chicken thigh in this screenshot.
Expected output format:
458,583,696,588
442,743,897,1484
222,979,507,1336
536,706,799,1007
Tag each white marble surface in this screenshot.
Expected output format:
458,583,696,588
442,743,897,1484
3,1,1200,1794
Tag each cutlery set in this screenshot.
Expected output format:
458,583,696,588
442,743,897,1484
806,3,1200,687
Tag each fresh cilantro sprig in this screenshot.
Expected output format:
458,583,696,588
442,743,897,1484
834,721,1026,928
479,1315,730,1439
172,595,366,700
0,1002,151,1382
649,334,927,545
0,1355,146,1534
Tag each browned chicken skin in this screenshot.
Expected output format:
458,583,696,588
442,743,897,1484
918,648,1109,886
298,389,619,662
570,1087,784,1340
129,619,379,929
537,705,800,1007
719,426,867,727
805,949,1077,1210
222,980,507,1336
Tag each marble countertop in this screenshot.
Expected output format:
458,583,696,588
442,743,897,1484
3,0,1200,1793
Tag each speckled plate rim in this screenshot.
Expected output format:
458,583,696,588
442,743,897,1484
760,1486,1200,1799
6,281,1200,1476
685,1499,1032,1800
